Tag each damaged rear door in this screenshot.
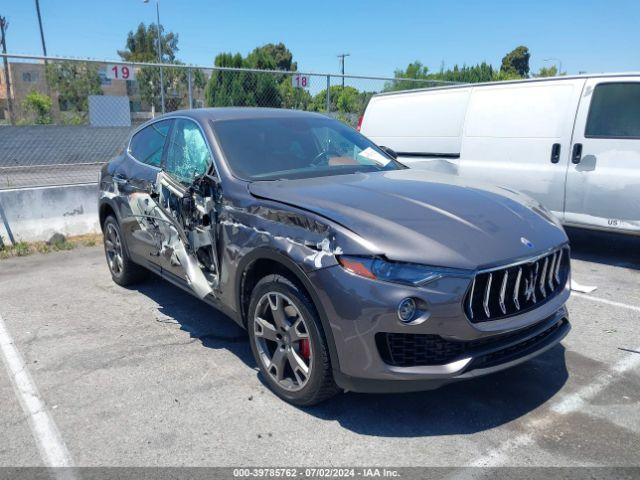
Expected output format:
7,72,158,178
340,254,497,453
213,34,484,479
152,117,221,298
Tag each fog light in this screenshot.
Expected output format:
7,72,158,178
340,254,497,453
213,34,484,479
397,297,417,323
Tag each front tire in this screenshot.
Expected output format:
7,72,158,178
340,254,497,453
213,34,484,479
248,274,339,406
103,215,148,286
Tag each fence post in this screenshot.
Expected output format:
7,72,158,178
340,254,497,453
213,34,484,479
159,65,166,114
187,67,193,109
326,75,330,114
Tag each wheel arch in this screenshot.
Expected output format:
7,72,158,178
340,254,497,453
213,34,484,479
236,248,341,373
98,199,118,231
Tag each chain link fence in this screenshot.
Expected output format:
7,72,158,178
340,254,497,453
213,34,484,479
0,54,458,189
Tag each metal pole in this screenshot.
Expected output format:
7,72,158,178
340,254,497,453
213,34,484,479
155,1,165,114
0,200,16,246
0,17,15,125
326,75,330,113
34,0,47,59
187,67,192,109
337,53,350,88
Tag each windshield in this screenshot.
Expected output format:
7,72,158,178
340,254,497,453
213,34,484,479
212,116,404,181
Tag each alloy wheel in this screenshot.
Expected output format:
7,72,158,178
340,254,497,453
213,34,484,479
104,223,124,276
253,292,313,391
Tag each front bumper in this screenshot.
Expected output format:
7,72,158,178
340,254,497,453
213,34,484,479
308,264,570,393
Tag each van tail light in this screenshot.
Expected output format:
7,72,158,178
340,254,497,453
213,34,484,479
356,115,364,131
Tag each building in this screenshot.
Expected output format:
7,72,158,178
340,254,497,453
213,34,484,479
0,61,149,124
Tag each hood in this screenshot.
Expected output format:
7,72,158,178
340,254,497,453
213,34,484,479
248,169,567,270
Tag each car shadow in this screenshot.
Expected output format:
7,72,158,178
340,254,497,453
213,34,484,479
132,275,569,438
567,227,640,270
133,276,253,367
303,345,567,437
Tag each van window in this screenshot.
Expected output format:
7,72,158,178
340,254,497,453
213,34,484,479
129,120,172,167
585,83,640,139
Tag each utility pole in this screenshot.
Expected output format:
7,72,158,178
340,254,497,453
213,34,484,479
34,0,47,60
337,53,350,88
0,16,15,125
144,0,165,114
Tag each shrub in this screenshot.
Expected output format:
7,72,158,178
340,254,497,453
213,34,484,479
23,91,53,124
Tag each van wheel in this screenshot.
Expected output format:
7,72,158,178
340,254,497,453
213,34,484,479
247,274,339,406
103,215,147,286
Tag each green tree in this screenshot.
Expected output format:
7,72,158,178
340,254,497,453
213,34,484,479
385,61,497,92
384,61,430,91
136,64,190,112
118,23,178,62
118,23,190,112
248,43,297,71
205,44,298,109
45,61,102,113
535,65,559,77
500,46,530,78
22,90,52,124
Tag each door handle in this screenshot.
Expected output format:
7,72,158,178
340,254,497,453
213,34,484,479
572,143,583,164
550,143,561,164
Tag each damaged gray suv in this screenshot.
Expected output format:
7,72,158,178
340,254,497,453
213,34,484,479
99,108,571,405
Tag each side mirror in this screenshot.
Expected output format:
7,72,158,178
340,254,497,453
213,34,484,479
379,145,398,159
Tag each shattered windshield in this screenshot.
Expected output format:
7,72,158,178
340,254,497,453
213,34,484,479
212,116,403,181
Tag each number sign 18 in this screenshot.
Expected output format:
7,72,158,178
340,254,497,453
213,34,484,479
292,74,310,89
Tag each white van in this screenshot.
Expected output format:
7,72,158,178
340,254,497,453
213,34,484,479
360,74,640,235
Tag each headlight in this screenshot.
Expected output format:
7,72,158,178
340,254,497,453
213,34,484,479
337,255,470,286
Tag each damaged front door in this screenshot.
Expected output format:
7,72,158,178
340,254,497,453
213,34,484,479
151,118,221,299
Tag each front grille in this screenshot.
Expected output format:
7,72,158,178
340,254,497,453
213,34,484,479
465,247,570,323
376,317,566,368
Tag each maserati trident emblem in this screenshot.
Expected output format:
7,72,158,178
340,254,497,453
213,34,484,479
521,237,534,248
523,272,537,303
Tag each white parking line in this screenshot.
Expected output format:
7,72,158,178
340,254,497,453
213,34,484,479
572,291,640,313
0,312,74,467
465,346,640,467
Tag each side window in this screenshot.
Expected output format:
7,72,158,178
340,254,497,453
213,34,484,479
586,83,640,139
165,119,212,183
129,120,172,167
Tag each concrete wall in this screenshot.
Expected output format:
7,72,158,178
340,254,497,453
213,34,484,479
0,183,100,244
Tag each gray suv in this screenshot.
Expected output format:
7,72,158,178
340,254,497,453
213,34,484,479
98,108,571,405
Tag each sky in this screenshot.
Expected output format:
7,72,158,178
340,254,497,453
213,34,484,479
2,0,639,78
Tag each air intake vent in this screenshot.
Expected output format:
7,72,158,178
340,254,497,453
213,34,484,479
465,247,569,323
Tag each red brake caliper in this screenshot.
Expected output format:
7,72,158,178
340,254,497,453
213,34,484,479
299,338,311,360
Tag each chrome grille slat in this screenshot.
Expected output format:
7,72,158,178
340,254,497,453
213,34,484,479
499,271,508,315
483,273,492,318
466,247,569,323
539,258,549,298
554,249,563,283
548,252,557,291
467,278,476,320
513,267,522,311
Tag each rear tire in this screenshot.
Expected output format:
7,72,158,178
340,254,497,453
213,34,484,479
248,274,339,406
103,215,148,286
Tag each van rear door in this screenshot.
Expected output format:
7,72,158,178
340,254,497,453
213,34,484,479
360,88,470,175
459,79,584,218
564,78,640,234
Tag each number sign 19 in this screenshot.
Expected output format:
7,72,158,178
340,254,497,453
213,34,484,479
107,64,136,81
